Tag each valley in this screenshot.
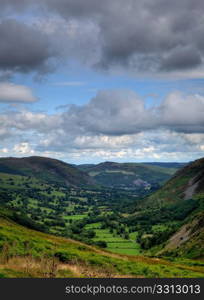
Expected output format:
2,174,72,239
1,212,204,278
0,156,204,277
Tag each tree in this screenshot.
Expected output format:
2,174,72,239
95,241,107,248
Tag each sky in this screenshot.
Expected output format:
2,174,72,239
1,0,204,164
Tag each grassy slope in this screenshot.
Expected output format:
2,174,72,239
144,157,204,208
0,171,144,254
160,210,204,259
134,158,204,259
0,157,203,277
0,212,204,278
0,156,93,187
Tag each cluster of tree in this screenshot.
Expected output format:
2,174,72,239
126,199,198,228
136,225,178,250
11,211,49,233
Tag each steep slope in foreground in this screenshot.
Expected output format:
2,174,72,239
161,211,204,259
143,157,204,208
133,157,204,259
0,156,93,187
0,209,204,278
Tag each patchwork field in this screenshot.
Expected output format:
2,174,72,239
0,156,204,279
0,214,204,278
85,223,141,255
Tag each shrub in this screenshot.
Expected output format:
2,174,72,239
94,241,107,248
54,251,74,263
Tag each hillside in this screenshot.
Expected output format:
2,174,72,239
0,156,203,276
142,157,204,208
0,156,93,187
126,158,204,259
78,161,184,194
142,162,187,169
0,208,203,278
0,166,145,251
160,211,204,259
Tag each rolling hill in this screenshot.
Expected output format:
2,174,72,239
0,155,203,277
0,156,94,187
77,161,184,193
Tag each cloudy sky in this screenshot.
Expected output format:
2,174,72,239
1,0,204,163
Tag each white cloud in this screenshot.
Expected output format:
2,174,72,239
1,89,204,162
160,92,204,132
0,82,37,103
13,142,35,155
0,148,8,154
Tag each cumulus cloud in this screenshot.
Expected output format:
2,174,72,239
161,46,202,71
41,0,204,74
0,82,37,103
61,90,154,136
160,92,204,132
0,19,56,75
13,142,34,155
2,1,204,162
58,90,204,138
1,1,204,76
2,89,204,138
1,89,204,159
0,110,61,132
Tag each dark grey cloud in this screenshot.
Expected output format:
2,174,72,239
44,0,109,18
42,0,204,73
0,0,29,12
0,19,56,74
161,46,202,71
1,1,204,75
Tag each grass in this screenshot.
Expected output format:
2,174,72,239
63,214,88,221
91,227,142,255
0,169,203,277
85,223,101,229
152,224,168,232
0,216,204,278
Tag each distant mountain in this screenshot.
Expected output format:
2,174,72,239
142,162,187,169
77,161,184,193
0,156,94,187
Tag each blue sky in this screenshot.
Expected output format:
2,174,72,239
8,68,204,113
1,0,204,163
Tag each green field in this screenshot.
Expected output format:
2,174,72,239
63,214,88,221
85,223,141,255
0,213,204,278
0,156,204,277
